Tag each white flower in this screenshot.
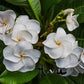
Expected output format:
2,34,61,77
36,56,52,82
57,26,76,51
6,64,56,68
63,8,74,15
0,10,16,40
80,49,84,63
3,15,41,45
3,24,32,45
66,13,79,31
43,27,78,59
3,41,41,72
55,47,83,68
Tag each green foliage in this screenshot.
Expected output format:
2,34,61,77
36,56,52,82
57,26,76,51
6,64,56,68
39,74,68,84
41,0,62,15
0,70,39,84
27,0,41,22
5,0,28,6
66,74,84,84
5,0,41,21
75,6,84,23
0,41,5,73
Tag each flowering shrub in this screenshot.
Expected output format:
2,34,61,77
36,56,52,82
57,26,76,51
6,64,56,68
0,0,84,84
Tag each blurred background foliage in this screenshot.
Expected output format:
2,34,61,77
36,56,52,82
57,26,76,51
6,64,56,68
0,0,84,84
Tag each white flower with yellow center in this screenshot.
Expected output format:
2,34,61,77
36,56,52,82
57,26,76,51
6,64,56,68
43,27,78,59
3,15,41,45
3,41,41,72
0,10,16,40
66,13,79,31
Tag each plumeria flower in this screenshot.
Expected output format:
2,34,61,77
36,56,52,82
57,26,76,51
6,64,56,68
3,40,41,72
0,10,16,40
66,13,79,31
3,15,41,45
63,8,74,15
43,27,78,59
3,24,32,45
55,47,83,68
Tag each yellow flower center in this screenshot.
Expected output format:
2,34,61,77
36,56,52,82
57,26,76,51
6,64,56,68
1,21,8,27
56,41,61,46
19,53,25,59
83,53,84,56
17,38,21,42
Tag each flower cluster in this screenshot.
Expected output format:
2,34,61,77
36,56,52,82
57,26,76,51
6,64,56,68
43,9,84,76
0,9,84,76
0,10,41,72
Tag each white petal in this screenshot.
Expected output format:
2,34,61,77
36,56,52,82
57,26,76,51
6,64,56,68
26,20,41,33
16,15,29,24
12,24,28,42
19,57,35,72
3,46,20,62
14,41,33,56
12,30,32,43
0,13,14,33
23,49,41,63
55,54,79,68
63,9,74,15
81,49,84,63
75,65,84,73
3,59,23,71
5,10,16,19
0,34,3,40
6,15,15,30
12,23,26,32
43,33,58,48
55,27,66,40
72,47,83,58
44,46,64,59
70,68,79,76
28,30,39,44
3,33,16,46
62,40,73,58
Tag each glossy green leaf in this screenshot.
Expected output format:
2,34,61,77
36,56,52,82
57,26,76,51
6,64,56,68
5,0,28,6
41,0,62,15
67,74,84,84
75,6,84,23
0,41,5,73
27,0,41,22
72,23,84,47
39,74,68,84
0,69,39,84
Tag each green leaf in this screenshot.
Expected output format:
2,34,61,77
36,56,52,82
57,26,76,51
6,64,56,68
75,6,84,23
0,69,39,84
68,74,84,84
39,74,68,84
72,23,84,47
0,5,8,11
0,41,5,73
27,0,41,22
41,0,62,15
5,0,28,6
